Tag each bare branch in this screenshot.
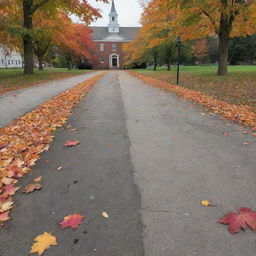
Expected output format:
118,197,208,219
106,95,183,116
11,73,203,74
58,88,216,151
202,10,219,34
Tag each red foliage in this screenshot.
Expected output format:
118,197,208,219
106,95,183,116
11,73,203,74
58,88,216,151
219,208,256,234
60,214,84,229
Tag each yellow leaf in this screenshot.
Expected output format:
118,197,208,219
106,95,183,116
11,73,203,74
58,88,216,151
0,201,14,213
201,200,210,207
30,232,57,255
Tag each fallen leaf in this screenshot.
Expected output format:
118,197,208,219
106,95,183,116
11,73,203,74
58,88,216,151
223,133,229,136
106,143,113,147
64,140,80,147
60,214,84,229
23,183,42,194
57,166,63,171
33,176,42,183
1,184,20,198
30,232,57,255
201,200,215,207
1,177,14,185
242,142,249,146
102,212,109,218
219,207,256,233
0,211,10,222
0,201,14,213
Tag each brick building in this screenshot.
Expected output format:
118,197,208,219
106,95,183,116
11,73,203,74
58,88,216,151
91,0,140,69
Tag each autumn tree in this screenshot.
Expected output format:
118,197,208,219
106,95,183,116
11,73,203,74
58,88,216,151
53,16,95,70
167,0,256,75
191,39,209,62
1,0,107,74
124,0,177,70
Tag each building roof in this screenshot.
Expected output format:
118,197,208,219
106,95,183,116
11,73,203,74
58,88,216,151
91,26,140,42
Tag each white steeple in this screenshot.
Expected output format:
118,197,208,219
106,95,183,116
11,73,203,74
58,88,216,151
108,0,119,33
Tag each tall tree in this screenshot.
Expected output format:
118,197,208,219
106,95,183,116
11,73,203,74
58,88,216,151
1,0,107,74
167,0,256,75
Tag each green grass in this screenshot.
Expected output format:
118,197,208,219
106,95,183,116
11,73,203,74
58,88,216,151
133,65,256,111
0,68,92,95
135,65,256,76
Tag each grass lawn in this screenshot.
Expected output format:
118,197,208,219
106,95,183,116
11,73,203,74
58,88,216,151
0,68,92,95
134,65,256,112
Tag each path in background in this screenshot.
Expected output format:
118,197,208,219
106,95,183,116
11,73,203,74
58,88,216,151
0,71,101,127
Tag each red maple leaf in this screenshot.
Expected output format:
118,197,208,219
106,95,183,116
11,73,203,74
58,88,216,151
64,140,80,147
219,208,256,233
60,214,84,229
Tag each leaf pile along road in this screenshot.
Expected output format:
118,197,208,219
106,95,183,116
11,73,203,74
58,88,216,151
0,71,101,128
0,71,256,256
128,71,256,132
0,72,105,225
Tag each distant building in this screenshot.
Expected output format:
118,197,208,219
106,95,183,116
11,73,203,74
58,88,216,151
0,45,23,68
91,0,140,69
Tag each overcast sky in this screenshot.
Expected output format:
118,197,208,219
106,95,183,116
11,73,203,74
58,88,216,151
88,0,143,27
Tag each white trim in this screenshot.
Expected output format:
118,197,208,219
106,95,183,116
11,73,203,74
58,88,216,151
109,53,119,68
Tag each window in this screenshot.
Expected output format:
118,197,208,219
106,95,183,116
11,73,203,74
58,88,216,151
8,60,10,65
112,43,117,51
19,60,21,64
1,59,3,64
11,60,13,64
101,57,105,63
112,16,115,21
100,43,104,52
16,60,18,65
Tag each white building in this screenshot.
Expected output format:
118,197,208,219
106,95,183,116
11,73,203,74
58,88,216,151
0,45,23,68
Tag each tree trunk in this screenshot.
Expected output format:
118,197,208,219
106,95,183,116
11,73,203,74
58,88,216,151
167,61,171,71
38,55,43,70
23,0,34,74
153,60,157,71
217,32,229,76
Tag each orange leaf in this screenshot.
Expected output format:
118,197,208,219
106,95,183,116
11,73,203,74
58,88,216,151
64,140,80,147
23,183,42,194
33,176,42,183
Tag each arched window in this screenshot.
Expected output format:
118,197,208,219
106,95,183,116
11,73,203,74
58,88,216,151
112,16,115,21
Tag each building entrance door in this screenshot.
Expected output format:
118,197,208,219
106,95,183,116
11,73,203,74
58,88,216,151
110,54,119,68
112,56,117,67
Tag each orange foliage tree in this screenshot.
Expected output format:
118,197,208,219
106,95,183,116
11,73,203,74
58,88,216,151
53,15,96,70
191,39,209,61
0,0,107,74
167,0,256,75
124,0,177,70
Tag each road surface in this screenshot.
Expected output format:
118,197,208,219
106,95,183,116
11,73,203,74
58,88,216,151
0,71,100,128
0,71,255,256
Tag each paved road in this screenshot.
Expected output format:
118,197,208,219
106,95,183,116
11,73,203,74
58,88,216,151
0,71,256,256
0,71,101,128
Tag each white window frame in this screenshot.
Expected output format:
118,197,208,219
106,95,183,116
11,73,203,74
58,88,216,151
112,43,117,51
100,43,104,52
